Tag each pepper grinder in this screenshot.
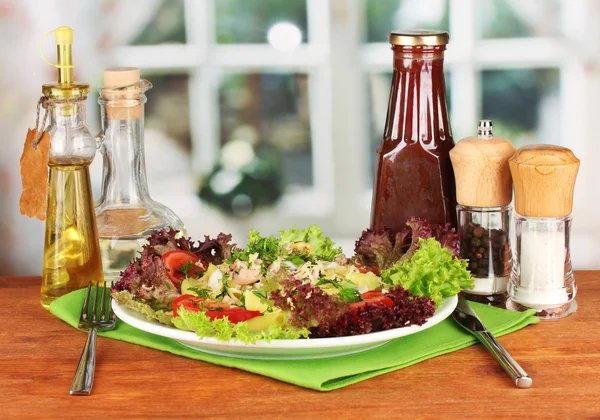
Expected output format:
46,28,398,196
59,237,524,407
450,120,516,305
507,145,580,319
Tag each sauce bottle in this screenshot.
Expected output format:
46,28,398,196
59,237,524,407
95,68,185,283
371,30,456,232
507,145,579,319
450,120,516,306
40,27,103,308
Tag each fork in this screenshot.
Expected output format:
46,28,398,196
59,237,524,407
70,281,116,395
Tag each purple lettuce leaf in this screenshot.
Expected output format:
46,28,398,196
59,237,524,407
401,218,459,261
139,228,238,266
432,222,460,257
311,303,396,338
353,217,459,271
310,285,436,338
269,278,349,329
196,233,237,265
352,228,411,271
111,255,180,310
139,228,201,259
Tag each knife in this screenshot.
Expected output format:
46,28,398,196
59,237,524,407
452,295,533,388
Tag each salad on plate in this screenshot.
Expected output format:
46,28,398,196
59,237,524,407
111,219,473,344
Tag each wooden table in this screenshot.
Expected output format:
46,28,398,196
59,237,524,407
1,274,599,419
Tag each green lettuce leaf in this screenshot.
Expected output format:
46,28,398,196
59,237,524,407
247,229,279,255
111,290,174,326
227,229,281,266
246,229,281,265
279,225,342,261
173,309,310,343
380,238,474,306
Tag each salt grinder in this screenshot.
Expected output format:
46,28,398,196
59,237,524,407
506,145,580,319
450,120,516,305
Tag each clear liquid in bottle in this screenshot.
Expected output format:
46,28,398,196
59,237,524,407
99,237,146,283
97,205,181,283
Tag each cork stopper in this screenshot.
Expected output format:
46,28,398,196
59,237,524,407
103,67,140,88
509,144,579,217
450,120,516,207
101,67,145,120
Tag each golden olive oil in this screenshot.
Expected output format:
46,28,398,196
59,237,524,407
41,163,103,308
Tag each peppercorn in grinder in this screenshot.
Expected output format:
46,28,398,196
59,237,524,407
449,120,516,305
506,145,579,319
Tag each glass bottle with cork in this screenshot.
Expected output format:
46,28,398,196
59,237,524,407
37,27,103,307
95,67,185,283
450,120,516,305
507,145,579,319
371,30,457,232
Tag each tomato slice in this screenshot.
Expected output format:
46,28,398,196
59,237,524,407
161,250,204,288
205,307,261,323
350,290,393,311
172,294,227,316
355,264,380,276
172,294,260,323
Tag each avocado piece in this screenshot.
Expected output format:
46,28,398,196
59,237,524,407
181,277,204,296
243,289,269,312
181,263,220,296
343,271,382,292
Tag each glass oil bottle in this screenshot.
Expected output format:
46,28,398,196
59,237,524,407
95,68,185,283
40,27,103,308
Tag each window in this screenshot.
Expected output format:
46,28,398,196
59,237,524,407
113,0,592,265
113,0,335,240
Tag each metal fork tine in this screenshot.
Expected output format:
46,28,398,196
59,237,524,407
80,283,92,322
108,286,116,323
90,282,100,322
100,281,107,322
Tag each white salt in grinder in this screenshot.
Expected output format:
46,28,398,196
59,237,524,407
450,120,516,306
506,144,580,319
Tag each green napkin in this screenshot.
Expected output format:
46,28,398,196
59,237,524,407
50,289,538,391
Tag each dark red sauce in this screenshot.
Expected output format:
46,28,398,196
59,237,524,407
370,44,457,232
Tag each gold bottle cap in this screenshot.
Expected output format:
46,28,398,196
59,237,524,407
509,144,580,217
388,29,449,46
40,26,89,99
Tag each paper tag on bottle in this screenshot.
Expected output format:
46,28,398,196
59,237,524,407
20,129,50,221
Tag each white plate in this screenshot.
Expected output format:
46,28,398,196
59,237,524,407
112,295,458,360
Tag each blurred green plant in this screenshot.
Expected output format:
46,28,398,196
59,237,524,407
131,0,186,45
198,144,284,217
215,0,308,44
364,0,450,43
478,0,561,39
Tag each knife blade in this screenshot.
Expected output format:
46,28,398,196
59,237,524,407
452,295,533,389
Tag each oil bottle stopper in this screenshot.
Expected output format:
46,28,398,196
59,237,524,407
40,26,89,99
100,67,150,120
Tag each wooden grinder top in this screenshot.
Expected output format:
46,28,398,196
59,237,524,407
450,121,516,207
509,144,580,217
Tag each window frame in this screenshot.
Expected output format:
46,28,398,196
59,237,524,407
111,0,592,247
